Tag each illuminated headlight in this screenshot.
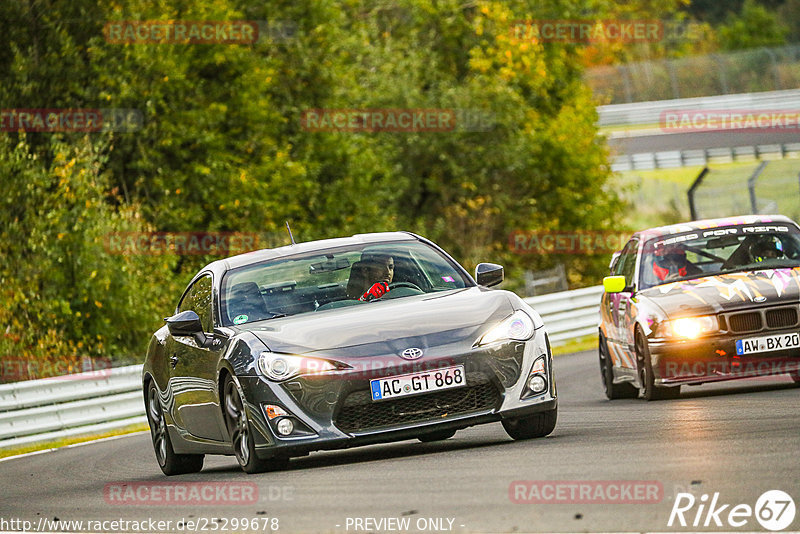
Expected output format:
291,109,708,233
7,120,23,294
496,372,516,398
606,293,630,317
477,310,536,346
662,316,719,339
258,351,336,381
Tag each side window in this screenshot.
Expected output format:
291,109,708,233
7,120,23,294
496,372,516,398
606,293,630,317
178,275,214,332
616,239,639,290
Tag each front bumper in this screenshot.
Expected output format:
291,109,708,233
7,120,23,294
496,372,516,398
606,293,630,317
649,329,800,386
237,330,556,459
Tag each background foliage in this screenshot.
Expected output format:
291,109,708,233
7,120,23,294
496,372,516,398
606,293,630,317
0,0,791,375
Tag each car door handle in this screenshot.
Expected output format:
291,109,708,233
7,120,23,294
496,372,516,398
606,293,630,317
170,355,179,368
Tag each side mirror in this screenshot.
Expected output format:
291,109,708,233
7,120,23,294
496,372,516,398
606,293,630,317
475,263,504,287
166,310,206,345
603,275,627,294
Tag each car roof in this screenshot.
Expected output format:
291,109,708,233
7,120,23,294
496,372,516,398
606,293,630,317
199,231,421,279
633,214,798,242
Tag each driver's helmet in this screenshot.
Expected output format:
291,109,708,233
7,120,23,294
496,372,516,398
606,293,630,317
749,235,784,262
653,244,688,281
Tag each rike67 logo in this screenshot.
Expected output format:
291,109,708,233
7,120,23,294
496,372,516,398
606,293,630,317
669,490,796,531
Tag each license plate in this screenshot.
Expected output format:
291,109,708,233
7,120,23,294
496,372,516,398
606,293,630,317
735,332,800,355
370,365,465,401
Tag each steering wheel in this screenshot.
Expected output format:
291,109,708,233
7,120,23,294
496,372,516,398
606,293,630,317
388,281,423,292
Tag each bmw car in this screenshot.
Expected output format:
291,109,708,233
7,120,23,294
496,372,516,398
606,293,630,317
143,232,557,474
599,215,800,401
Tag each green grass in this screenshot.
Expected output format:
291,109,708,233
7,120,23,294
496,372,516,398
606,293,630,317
552,334,597,356
0,422,148,459
615,161,778,230
598,122,661,135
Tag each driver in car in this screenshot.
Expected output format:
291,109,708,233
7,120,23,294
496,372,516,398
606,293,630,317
749,235,784,262
359,254,395,301
652,244,701,282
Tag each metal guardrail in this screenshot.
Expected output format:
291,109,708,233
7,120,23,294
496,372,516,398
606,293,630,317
0,365,146,450
611,143,800,171
597,88,800,127
524,285,602,345
0,285,605,451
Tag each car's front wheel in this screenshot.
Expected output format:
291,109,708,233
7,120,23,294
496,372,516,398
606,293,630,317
636,331,681,401
223,375,287,474
599,333,638,400
502,408,557,440
146,381,204,476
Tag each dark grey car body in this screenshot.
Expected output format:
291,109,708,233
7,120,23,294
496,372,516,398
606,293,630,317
142,232,557,474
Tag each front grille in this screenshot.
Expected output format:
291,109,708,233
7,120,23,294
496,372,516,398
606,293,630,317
335,374,501,433
729,312,763,333
766,307,798,329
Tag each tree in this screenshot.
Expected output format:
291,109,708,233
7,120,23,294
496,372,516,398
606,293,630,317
718,0,788,50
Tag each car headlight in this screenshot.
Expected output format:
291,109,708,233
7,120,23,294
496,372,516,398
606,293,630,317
661,315,718,339
257,351,337,381
477,310,536,346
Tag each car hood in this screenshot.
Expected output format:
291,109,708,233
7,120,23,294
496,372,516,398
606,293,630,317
245,287,515,356
639,267,800,316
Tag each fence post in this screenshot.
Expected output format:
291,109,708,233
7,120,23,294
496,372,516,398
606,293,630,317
763,48,781,90
687,167,709,220
667,60,680,99
713,54,729,94
620,65,633,104
747,161,768,214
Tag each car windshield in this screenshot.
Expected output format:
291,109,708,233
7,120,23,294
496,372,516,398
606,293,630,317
220,240,471,325
639,223,800,290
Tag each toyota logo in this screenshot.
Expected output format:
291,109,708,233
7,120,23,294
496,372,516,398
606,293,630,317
400,348,424,360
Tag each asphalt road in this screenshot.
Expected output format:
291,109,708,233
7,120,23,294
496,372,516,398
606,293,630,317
608,130,800,154
1,350,798,533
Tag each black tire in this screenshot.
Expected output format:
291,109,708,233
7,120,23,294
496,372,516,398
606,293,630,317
502,407,557,440
418,429,457,443
223,375,287,474
599,334,638,400
146,381,204,476
636,332,681,401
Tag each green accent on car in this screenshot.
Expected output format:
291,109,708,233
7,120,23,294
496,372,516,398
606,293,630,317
233,314,248,325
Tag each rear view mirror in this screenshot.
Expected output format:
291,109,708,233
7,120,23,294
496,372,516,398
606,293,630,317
475,263,504,287
707,235,739,249
309,258,350,274
603,275,627,293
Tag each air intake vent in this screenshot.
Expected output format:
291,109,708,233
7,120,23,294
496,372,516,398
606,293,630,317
729,312,762,333
766,307,798,329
